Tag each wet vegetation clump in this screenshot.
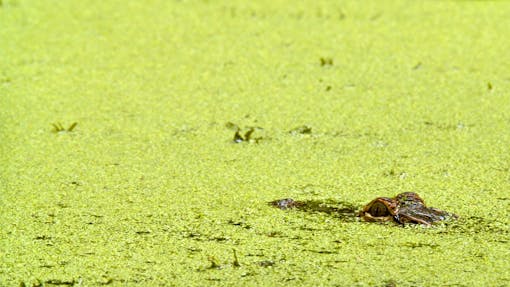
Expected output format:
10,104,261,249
288,125,312,135
319,57,333,66
225,122,264,143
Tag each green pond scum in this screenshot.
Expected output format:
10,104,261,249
1,0,509,286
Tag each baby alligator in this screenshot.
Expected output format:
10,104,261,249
359,192,457,226
271,192,457,226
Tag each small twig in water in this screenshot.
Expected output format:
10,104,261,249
232,249,241,267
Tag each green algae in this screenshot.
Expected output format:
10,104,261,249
1,0,510,286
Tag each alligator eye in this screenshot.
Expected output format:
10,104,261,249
368,201,391,217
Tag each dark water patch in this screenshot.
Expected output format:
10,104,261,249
257,260,276,267
270,198,359,222
266,231,284,238
446,216,509,237
187,247,202,253
402,242,439,249
211,236,229,242
99,278,114,285
183,231,202,241
44,279,78,286
423,120,471,131
227,219,252,229
34,235,52,240
182,230,232,243
31,213,56,225
305,249,338,254
21,278,81,287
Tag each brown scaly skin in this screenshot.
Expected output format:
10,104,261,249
359,192,456,226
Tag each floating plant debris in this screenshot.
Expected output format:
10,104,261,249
289,125,312,135
225,122,263,143
270,198,302,210
320,57,333,66
51,122,78,133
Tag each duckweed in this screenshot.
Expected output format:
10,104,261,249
1,1,509,286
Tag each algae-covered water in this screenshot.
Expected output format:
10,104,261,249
1,0,509,286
